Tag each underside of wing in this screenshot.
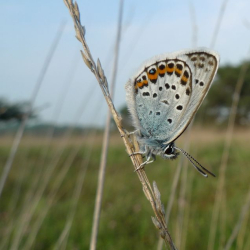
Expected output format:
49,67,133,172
163,49,219,143
125,48,219,144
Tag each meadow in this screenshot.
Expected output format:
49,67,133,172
0,127,249,249
1,0,250,249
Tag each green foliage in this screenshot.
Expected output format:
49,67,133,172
0,99,35,122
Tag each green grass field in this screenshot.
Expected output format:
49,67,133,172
0,128,250,250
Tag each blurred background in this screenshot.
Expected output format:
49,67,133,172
0,0,250,249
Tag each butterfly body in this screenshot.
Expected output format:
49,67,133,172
125,48,219,176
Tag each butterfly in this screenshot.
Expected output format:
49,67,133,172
125,48,219,177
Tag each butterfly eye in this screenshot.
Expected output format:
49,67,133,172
164,144,174,155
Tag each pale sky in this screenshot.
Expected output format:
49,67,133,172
1,0,250,127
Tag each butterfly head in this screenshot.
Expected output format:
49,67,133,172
162,142,178,159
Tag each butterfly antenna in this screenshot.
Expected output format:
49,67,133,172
174,146,216,178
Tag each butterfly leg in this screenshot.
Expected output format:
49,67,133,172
129,150,147,157
122,129,140,138
134,153,156,171
127,129,140,136
129,144,148,157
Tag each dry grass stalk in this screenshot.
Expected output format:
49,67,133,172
31,53,78,182
63,1,177,249
9,90,98,250
90,114,112,250
20,100,102,249
175,155,188,249
3,80,88,249
210,0,229,49
189,2,198,48
10,128,71,250
180,165,195,250
172,119,194,249
3,158,47,250
90,1,123,249
54,132,97,250
224,185,250,250
121,13,154,68
157,124,193,250
208,51,250,250
236,204,250,250
0,21,66,198
157,161,182,250
0,151,34,249
219,192,227,249
23,131,97,250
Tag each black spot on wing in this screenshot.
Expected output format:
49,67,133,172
208,60,214,66
165,83,170,89
200,56,205,61
167,63,174,75
176,64,183,70
184,70,189,78
158,64,166,77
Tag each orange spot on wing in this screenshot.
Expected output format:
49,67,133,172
148,75,158,80
175,68,182,75
181,76,188,82
147,70,158,80
158,67,166,75
137,82,144,88
134,80,148,90
166,67,174,73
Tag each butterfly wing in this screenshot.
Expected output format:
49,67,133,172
125,48,219,144
163,49,219,144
